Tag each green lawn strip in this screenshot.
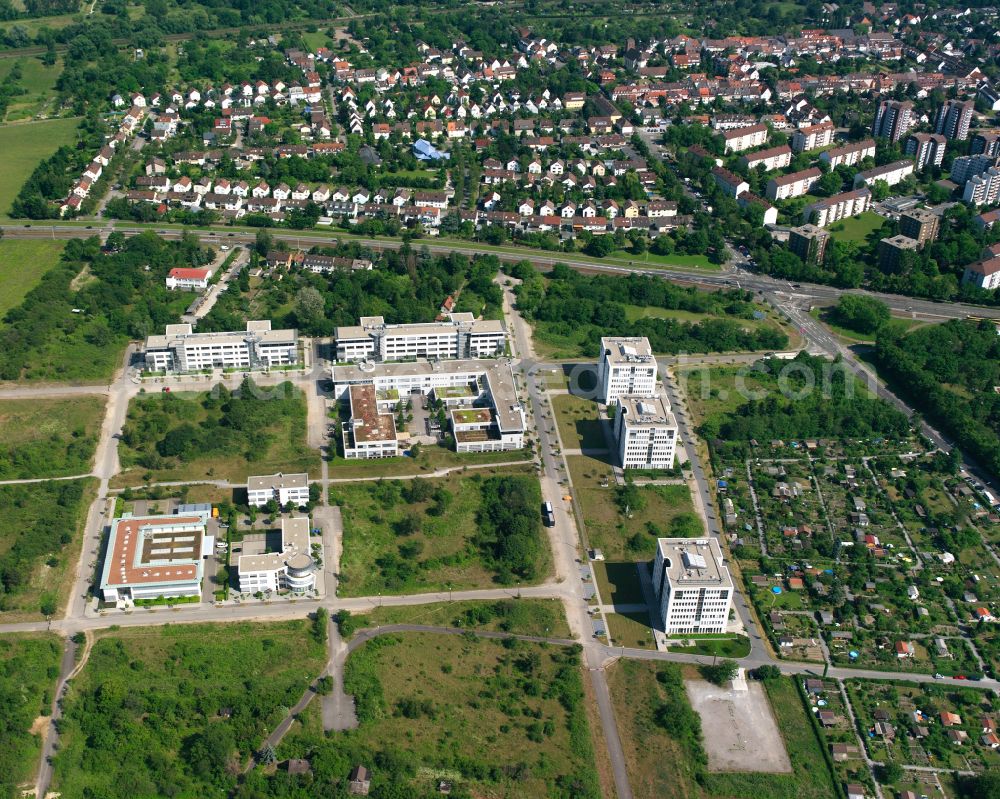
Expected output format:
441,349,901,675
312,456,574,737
0,477,97,621
551,392,607,451
809,306,929,344
326,444,531,479
605,610,657,649
336,598,573,639
329,632,602,798
825,211,886,245
0,632,62,797
334,465,550,597
0,117,79,218
0,394,104,479
567,454,697,560
113,382,319,487
667,636,752,658
0,239,66,319
51,621,327,798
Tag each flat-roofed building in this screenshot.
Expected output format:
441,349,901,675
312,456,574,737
100,510,213,604
652,538,734,634
899,208,940,247
333,359,526,453
740,145,792,172
720,123,768,153
615,393,678,469
342,383,398,459
964,166,1000,206
872,99,913,143
905,133,946,171
971,131,1000,158
597,337,657,404
236,516,315,594
766,167,821,201
788,224,830,263
803,187,872,227
854,159,914,188
878,235,920,271
819,139,875,169
935,99,974,141
334,313,507,362
951,154,998,185
791,121,834,152
247,473,310,508
144,320,297,372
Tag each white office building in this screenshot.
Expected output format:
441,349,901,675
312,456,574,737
246,473,310,508
652,538,734,634
332,359,526,453
236,516,316,594
963,167,1000,207
334,313,508,362
597,337,658,404
144,321,298,372
615,393,678,470
342,383,399,459
100,510,214,604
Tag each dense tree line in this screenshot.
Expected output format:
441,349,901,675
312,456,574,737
0,480,88,612
876,320,1000,480
514,263,787,355
474,475,544,582
706,353,911,445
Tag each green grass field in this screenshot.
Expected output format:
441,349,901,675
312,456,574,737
326,632,602,798
552,392,608,451
327,441,531,478
0,394,104,479
608,661,839,799
0,239,66,319
0,58,63,121
52,621,327,799
826,211,886,245
0,633,62,797
809,306,930,344
609,250,716,270
0,117,79,218
334,465,549,596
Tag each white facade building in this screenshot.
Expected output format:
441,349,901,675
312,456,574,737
819,139,876,169
803,187,872,227
615,393,678,470
144,321,298,372
652,538,734,634
963,167,1000,207
246,473,310,508
740,145,792,172
342,383,399,459
100,510,213,604
721,123,768,153
236,516,316,595
334,313,508,362
332,359,526,453
962,256,1000,290
165,267,213,291
791,121,834,152
766,167,821,200
853,159,914,188
597,337,657,404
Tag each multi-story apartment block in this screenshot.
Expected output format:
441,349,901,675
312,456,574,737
819,139,876,169
963,167,1000,206
872,100,913,143
971,132,1000,158
143,321,298,372
951,154,999,185
712,166,750,197
246,473,310,508
935,99,974,141
962,256,1000,290
334,313,507,362
652,538,734,635
788,224,830,263
332,359,526,453
854,159,914,188
342,383,399,459
615,393,678,470
740,145,792,172
899,208,940,247
905,133,946,171
791,120,834,152
803,187,872,227
766,167,821,201
100,510,213,604
721,123,768,153
878,235,920,271
236,516,316,595
597,337,658,404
